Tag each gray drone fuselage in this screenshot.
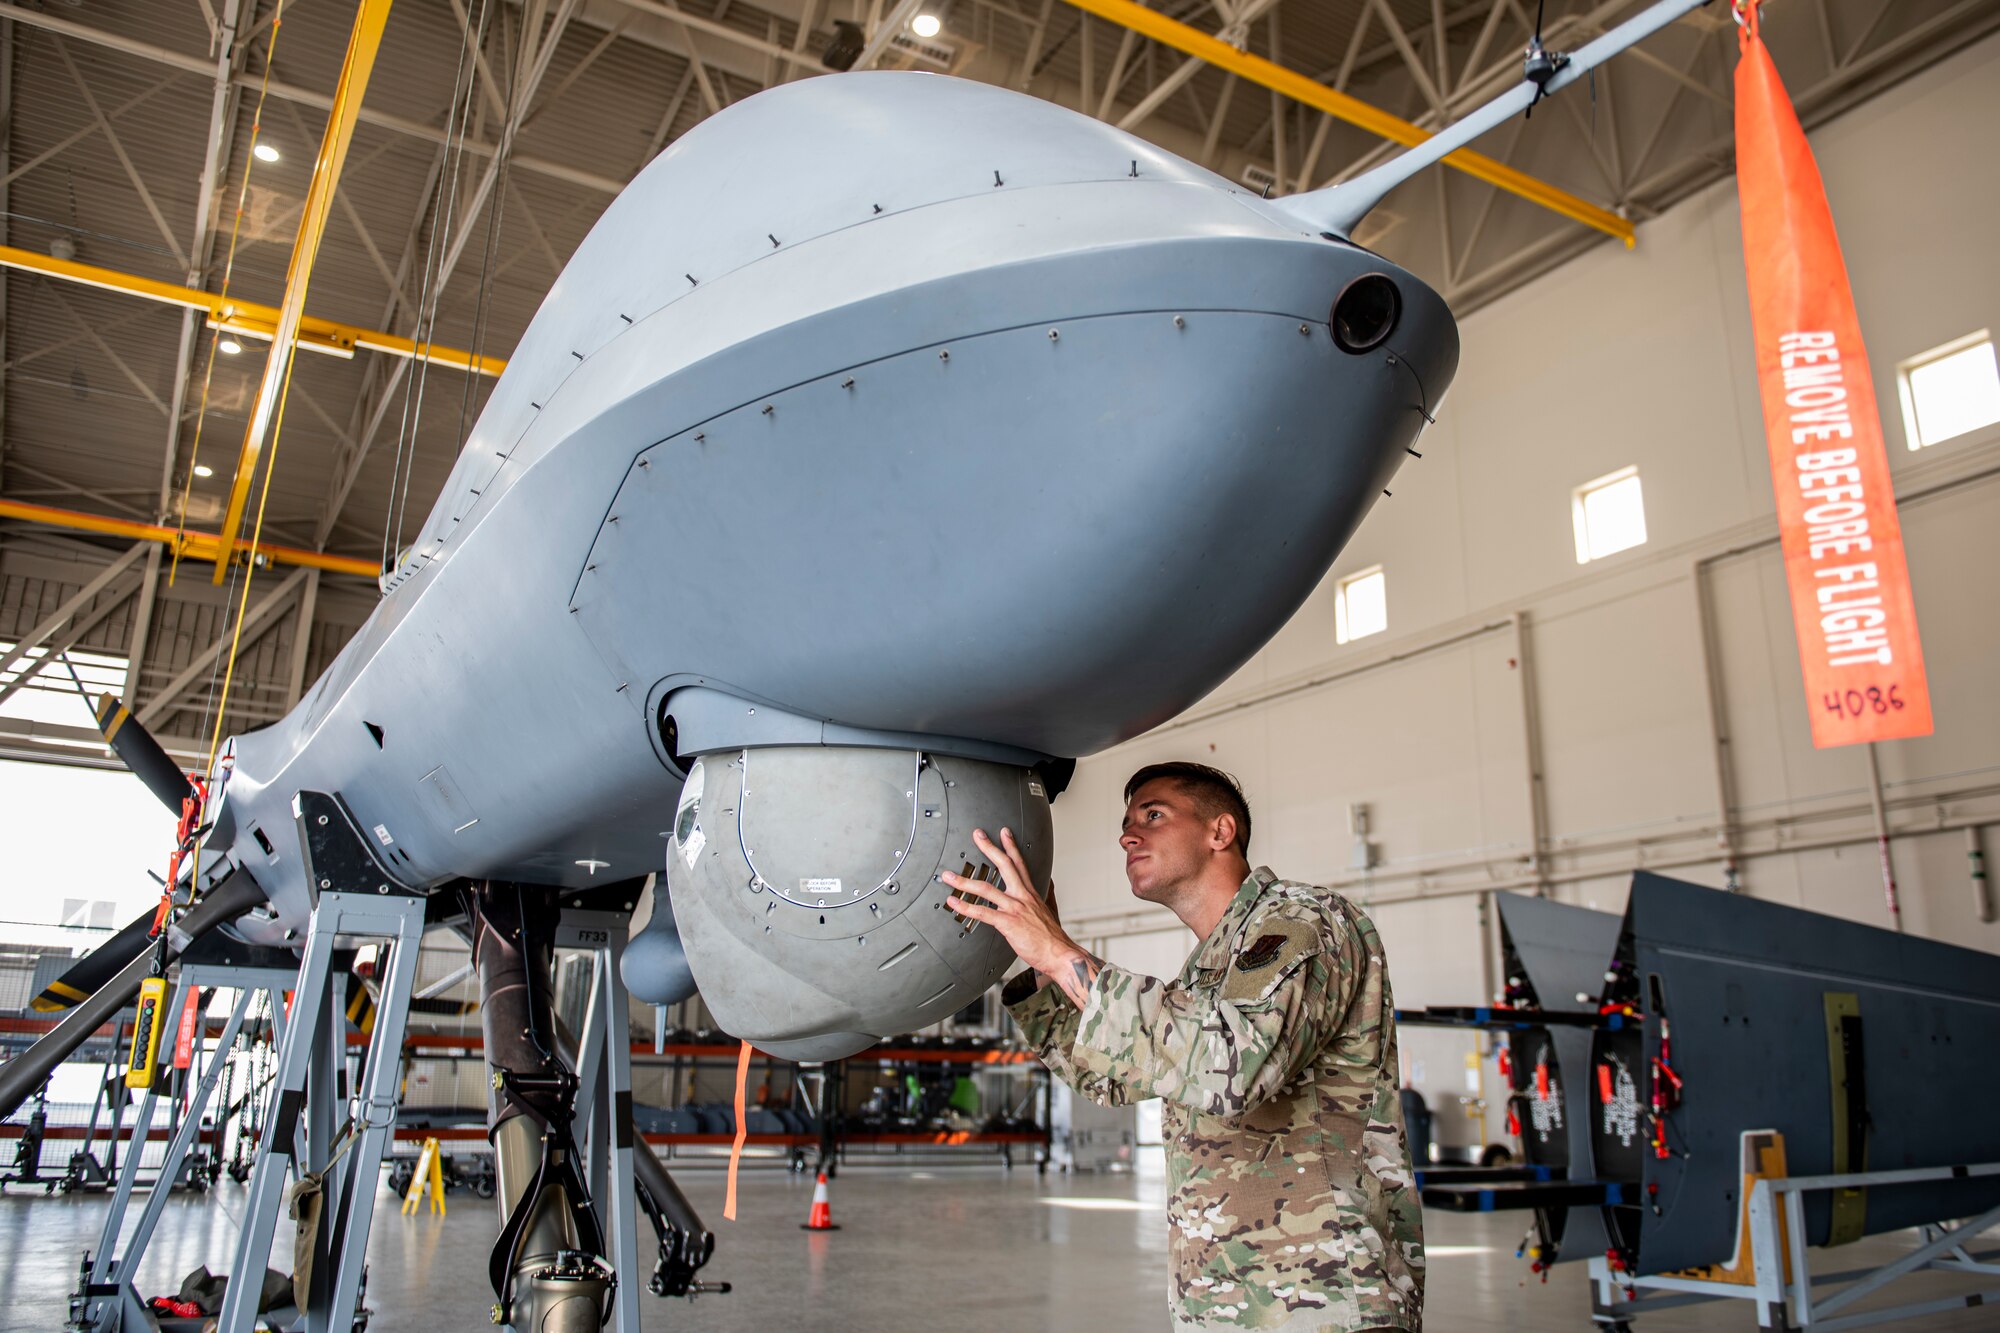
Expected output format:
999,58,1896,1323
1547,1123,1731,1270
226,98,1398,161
204,72,1459,1056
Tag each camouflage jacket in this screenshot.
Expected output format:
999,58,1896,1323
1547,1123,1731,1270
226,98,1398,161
1005,868,1423,1331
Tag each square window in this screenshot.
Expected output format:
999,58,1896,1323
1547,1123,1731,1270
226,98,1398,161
1899,331,2000,449
1335,566,1386,644
1572,467,1647,564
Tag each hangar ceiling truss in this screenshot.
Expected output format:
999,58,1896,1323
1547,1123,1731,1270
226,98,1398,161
0,0,1993,764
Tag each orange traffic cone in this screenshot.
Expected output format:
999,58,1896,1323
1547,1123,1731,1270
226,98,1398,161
800,1171,839,1231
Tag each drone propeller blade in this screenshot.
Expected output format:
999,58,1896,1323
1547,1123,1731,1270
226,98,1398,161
93,693,198,814
0,872,265,1123
31,908,157,1012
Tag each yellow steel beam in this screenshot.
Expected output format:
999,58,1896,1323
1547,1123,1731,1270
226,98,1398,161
0,245,506,375
213,0,395,581
0,499,379,579
1057,0,1637,246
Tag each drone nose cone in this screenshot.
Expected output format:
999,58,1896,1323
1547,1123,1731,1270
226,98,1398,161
572,244,1456,759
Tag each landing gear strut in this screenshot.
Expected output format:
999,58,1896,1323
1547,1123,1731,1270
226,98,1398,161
475,883,615,1332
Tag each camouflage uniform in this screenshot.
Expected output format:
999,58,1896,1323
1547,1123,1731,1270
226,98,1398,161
1005,867,1422,1331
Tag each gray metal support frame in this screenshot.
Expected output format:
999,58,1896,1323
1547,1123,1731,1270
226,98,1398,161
73,963,295,1332
215,892,426,1333
1589,1160,2000,1331
557,908,640,1333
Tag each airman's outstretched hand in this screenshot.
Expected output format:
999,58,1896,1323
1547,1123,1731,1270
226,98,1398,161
941,828,1099,1006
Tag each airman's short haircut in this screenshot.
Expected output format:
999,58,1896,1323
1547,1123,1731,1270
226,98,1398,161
1123,761,1252,857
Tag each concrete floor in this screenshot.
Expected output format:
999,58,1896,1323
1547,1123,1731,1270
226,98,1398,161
2,1157,1994,1331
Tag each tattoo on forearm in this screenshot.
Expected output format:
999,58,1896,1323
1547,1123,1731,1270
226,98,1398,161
1056,951,1104,1009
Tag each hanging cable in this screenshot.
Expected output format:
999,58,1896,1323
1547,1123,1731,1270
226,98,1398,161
383,0,494,577
451,1,525,464
182,5,315,896
449,142,510,467
175,0,283,903
382,0,487,573
199,288,315,782
171,1,290,586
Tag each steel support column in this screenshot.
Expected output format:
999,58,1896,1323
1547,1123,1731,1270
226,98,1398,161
122,545,162,712
0,573,139,709
283,568,320,710
136,565,310,729
0,542,148,679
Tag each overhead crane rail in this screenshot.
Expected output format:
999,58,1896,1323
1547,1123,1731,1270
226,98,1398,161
0,245,504,378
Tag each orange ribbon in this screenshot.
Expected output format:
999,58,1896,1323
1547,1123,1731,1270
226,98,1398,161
723,1039,751,1220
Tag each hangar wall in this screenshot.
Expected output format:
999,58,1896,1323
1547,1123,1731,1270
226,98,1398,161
1049,32,2000,1024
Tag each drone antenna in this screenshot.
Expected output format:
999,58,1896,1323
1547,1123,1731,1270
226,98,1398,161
1523,0,1571,119
1272,0,1702,238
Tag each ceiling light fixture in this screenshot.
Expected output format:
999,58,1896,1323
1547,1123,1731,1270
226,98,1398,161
253,142,281,163
194,464,214,478
219,337,243,355
912,13,941,37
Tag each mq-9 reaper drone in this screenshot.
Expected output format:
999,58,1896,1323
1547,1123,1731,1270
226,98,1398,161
2,3,1707,1327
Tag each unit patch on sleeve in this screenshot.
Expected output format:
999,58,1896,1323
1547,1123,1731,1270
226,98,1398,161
1220,917,1323,1004
1238,933,1287,972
